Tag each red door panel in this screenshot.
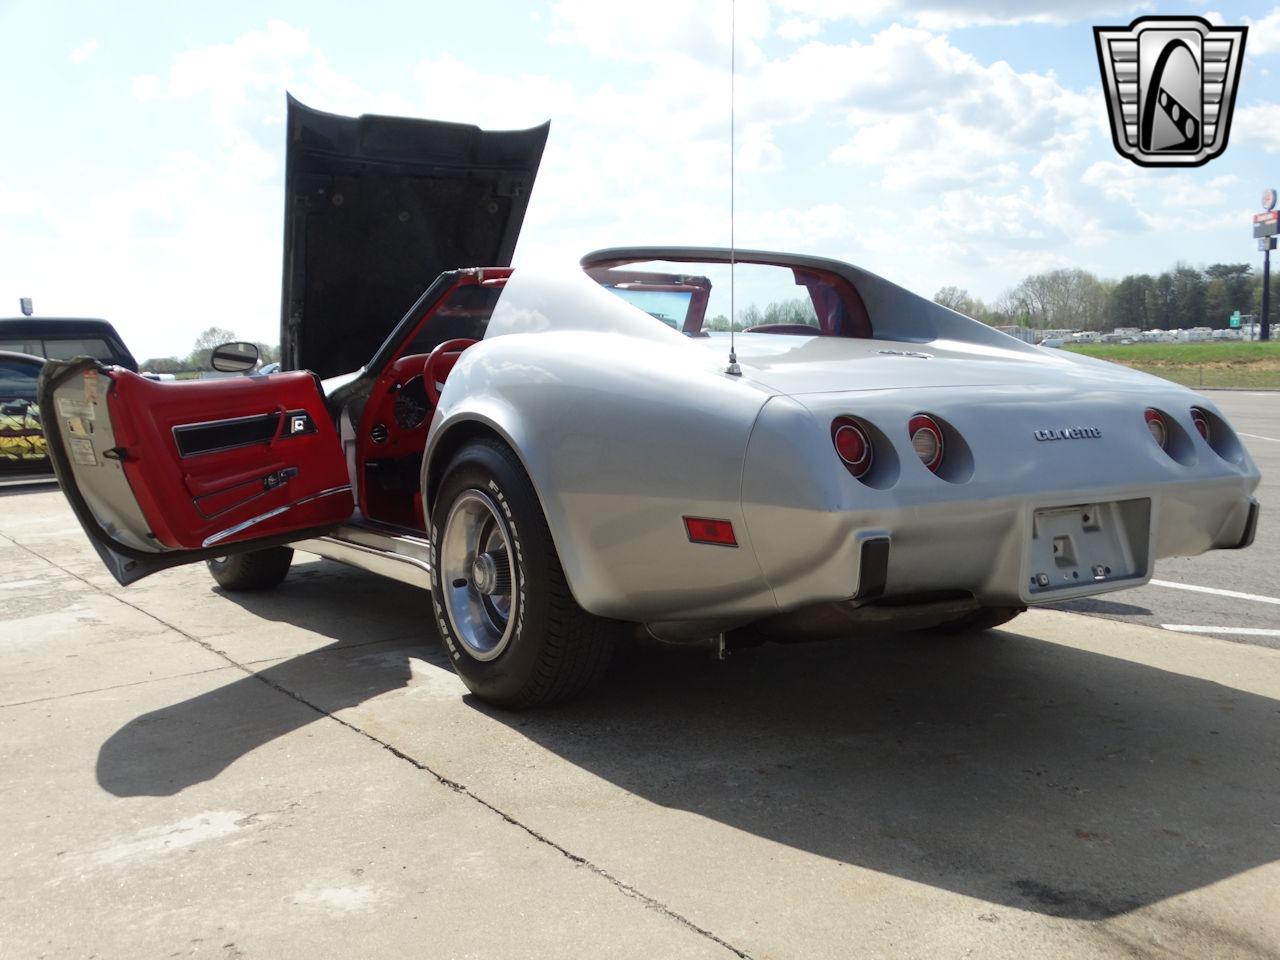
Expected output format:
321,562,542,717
107,370,352,549
40,360,353,585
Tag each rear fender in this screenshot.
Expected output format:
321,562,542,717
423,334,777,621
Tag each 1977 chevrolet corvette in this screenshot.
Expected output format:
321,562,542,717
38,100,1260,707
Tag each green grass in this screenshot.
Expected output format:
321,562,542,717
1063,341,1280,389
1064,341,1280,363
1116,364,1280,389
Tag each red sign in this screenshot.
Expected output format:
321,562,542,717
1254,211,1278,224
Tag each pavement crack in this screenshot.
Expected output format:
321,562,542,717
0,663,242,709
1,534,755,958
249,670,756,960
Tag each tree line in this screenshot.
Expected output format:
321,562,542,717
142,326,280,373
934,261,1262,331
703,297,817,331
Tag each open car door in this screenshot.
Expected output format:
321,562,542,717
38,359,353,585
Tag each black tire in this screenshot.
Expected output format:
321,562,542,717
932,605,1024,635
206,547,294,591
430,438,617,708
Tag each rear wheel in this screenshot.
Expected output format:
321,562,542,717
206,547,294,591
430,438,617,708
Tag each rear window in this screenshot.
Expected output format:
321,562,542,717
607,288,693,330
0,357,40,401
586,259,870,338
0,335,123,363
40,338,120,362
0,339,41,356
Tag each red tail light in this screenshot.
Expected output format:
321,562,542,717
1190,407,1211,442
831,417,873,478
908,414,944,473
683,516,737,547
1144,408,1168,449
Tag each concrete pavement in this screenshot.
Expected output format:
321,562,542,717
3,487,1280,959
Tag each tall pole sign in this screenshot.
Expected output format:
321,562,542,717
1256,188,1277,342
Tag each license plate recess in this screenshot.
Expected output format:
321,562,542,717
1026,499,1150,598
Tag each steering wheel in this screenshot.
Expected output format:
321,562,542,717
423,338,478,407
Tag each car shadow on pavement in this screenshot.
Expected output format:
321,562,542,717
96,574,1280,921
1045,597,1153,617
95,559,435,799
485,629,1280,921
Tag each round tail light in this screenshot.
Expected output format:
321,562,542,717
832,417,873,478
908,414,944,473
1190,407,1211,442
1144,408,1168,449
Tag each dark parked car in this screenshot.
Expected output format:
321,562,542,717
0,317,139,373
0,350,51,483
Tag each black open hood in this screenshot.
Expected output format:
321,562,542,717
281,96,549,379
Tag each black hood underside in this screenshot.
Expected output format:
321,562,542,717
281,95,549,380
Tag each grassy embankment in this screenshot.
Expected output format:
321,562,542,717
1063,341,1280,389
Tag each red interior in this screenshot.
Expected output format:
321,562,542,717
424,338,480,406
106,370,353,550
794,269,872,338
355,269,508,528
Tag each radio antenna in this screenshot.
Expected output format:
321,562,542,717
726,0,741,376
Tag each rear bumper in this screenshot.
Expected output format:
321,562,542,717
740,393,1261,615
1226,497,1260,550
749,483,1257,613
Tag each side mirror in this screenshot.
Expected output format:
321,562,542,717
210,341,260,373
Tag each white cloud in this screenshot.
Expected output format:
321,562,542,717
744,25,1097,195
776,18,820,41
132,21,311,120
550,0,771,67
736,121,784,172
735,203,854,246
412,54,573,128
534,0,1140,284
904,1,1151,30
1243,7,1280,55
11,22,414,355
1233,103,1280,153
11,5,1252,357
69,39,98,64
527,10,1143,286
131,21,414,131
775,0,1149,29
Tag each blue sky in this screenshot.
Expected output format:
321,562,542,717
1,0,1278,358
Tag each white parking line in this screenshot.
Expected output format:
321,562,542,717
1238,432,1280,443
1148,579,1280,606
1162,625,1280,637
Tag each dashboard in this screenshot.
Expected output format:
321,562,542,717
366,353,434,451
392,375,430,430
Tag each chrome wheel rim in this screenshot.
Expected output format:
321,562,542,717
440,490,519,661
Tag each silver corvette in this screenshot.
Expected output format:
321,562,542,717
39,101,1260,707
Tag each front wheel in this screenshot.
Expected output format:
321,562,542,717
206,547,294,591
430,439,617,708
